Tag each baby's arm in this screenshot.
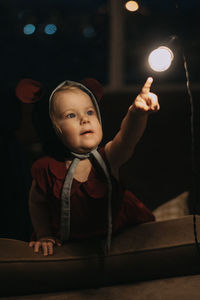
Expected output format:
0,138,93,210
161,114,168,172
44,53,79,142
105,77,159,179
29,180,61,255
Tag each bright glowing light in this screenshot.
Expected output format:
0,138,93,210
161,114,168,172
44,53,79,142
125,1,139,12
23,24,35,35
44,24,57,35
148,46,174,72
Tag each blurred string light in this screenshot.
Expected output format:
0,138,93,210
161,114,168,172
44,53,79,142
148,46,174,72
44,24,57,35
23,24,36,35
125,1,139,12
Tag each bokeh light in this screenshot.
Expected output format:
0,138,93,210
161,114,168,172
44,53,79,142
44,24,57,35
83,26,95,38
125,1,139,12
148,46,174,72
23,24,36,35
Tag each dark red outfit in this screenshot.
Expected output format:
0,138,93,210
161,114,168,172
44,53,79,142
31,147,154,241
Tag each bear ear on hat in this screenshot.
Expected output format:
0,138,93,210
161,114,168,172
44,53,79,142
79,78,103,102
15,78,45,103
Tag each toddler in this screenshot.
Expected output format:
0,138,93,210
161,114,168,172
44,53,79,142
29,77,160,256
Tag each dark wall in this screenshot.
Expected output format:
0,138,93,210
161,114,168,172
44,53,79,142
100,89,196,210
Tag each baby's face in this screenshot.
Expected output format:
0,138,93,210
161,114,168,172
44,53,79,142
52,88,103,154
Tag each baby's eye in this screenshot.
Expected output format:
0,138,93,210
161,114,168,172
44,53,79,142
66,113,76,119
87,110,94,116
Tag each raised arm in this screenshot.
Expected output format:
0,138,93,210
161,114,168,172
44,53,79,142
105,77,159,179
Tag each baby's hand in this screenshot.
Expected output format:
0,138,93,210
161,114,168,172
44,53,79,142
29,237,62,256
130,77,160,114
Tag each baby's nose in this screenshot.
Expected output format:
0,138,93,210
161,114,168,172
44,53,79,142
80,114,89,124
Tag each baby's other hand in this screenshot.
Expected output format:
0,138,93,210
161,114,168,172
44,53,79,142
29,237,62,256
130,77,160,114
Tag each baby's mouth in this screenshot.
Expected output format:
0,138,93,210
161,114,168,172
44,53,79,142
80,130,93,135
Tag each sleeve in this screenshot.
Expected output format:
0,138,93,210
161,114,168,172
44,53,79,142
31,158,52,195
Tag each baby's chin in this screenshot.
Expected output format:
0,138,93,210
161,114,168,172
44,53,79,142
62,138,102,155
71,140,102,154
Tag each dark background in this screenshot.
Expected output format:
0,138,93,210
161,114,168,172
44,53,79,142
1,0,200,241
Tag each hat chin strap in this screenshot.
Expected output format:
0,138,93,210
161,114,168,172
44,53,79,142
70,150,92,160
60,148,112,255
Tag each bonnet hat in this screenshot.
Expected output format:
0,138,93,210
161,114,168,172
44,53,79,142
49,79,112,254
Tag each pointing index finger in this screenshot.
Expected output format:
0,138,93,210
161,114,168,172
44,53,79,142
140,77,153,96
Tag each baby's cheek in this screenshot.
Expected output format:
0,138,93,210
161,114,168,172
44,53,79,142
59,130,72,145
97,127,103,142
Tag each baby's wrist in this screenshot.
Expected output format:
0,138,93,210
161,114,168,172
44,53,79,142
128,105,149,116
